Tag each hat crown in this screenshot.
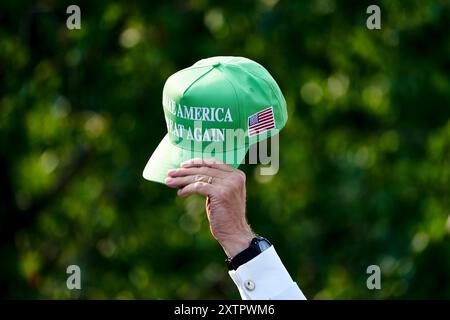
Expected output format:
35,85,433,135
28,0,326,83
162,56,287,153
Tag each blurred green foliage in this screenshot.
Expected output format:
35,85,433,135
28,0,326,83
0,0,449,299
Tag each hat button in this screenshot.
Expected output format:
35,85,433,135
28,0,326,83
212,62,221,67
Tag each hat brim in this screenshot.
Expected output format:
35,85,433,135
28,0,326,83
143,134,249,184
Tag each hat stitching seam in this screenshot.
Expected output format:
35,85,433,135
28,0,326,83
181,66,215,96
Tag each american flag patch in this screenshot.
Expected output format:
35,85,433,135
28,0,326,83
248,106,276,137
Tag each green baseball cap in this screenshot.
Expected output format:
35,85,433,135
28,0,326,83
143,56,288,184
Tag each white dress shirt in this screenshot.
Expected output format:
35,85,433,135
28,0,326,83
228,246,306,300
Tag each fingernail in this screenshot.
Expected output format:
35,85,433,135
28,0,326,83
165,177,173,184
167,169,176,174
177,189,182,195
181,159,196,167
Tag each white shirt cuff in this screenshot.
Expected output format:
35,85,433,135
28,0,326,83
228,246,306,300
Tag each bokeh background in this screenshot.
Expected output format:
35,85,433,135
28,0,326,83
1,0,449,299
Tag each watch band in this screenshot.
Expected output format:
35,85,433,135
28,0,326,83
225,236,272,270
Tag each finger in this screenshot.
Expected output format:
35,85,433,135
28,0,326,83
165,176,195,188
180,158,234,172
177,181,215,197
165,175,220,188
167,167,228,178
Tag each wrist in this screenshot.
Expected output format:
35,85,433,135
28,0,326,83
225,236,272,270
220,228,255,258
